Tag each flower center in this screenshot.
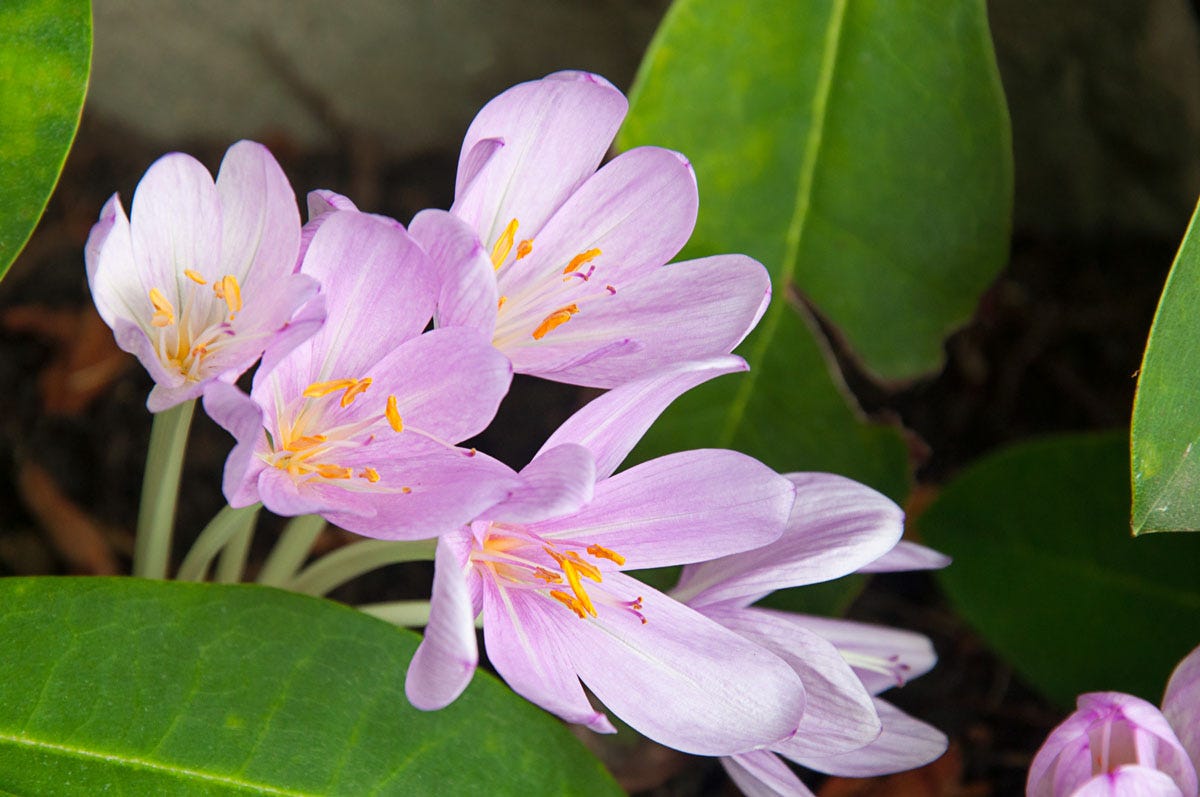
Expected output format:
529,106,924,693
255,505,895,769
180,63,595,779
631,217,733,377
471,523,644,623
488,217,619,348
146,270,243,381
1088,713,1140,775
840,650,914,688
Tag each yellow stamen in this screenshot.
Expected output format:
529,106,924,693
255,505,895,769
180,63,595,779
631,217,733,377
386,395,404,432
562,248,601,275
564,551,602,582
285,434,327,452
533,567,563,584
401,486,413,494
516,239,533,260
149,288,175,328
220,275,242,317
490,218,519,270
560,558,597,617
586,544,626,566
550,590,589,619
360,467,380,483
340,377,372,407
316,464,354,480
303,379,358,398
184,269,207,285
531,303,578,340
497,295,507,311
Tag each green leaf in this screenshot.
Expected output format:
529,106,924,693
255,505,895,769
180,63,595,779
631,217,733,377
0,578,622,796
917,433,1200,706
1132,198,1200,533
0,0,91,280
619,0,1012,381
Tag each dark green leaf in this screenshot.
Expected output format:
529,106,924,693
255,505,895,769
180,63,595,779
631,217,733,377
1132,199,1200,533
619,0,1012,381
918,433,1200,706
0,577,622,796
0,0,92,280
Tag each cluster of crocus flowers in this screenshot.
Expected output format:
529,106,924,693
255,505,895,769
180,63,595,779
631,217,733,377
1027,643,1200,797
85,72,951,792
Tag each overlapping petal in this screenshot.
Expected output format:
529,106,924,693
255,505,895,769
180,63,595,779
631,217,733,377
406,534,479,711
1164,644,1200,775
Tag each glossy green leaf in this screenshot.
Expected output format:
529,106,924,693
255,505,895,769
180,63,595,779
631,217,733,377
0,577,621,796
619,0,1012,381
918,433,1200,706
1132,198,1200,533
0,0,91,280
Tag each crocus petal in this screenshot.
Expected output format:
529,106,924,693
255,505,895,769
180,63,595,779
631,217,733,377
203,381,268,508
409,208,499,336
290,210,435,381
481,575,615,733
508,253,770,387
1163,643,1200,775
85,194,138,328
793,698,948,778
722,750,815,797
495,146,697,301
859,541,952,573
298,189,360,263
536,355,747,480
1072,767,1184,797
485,444,596,524
776,614,938,695
255,465,368,519
215,140,301,288
128,152,225,301
709,606,881,758
451,71,627,246
324,448,518,541
407,533,479,710
561,574,806,755
675,473,904,610
530,450,794,570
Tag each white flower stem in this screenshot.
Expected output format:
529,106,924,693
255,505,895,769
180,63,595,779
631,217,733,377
257,514,326,587
357,600,432,627
215,513,257,583
176,503,261,582
287,539,436,597
134,399,196,579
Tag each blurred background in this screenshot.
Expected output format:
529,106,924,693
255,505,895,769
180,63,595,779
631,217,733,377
4,1,1200,794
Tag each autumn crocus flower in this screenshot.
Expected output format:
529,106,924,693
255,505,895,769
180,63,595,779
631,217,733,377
672,476,951,796
408,71,772,387
85,141,321,411
205,208,517,539
406,357,809,754
1027,643,1200,797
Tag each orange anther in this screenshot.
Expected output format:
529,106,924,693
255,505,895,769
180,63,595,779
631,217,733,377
560,559,597,617
564,551,602,582
401,486,413,494
360,467,381,483
340,377,372,407
316,464,354,480
303,379,357,398
586,544,626,566
497,295,507,310
533,567,563,584
531,304,579,340
490,218,519,270
214,274,242,317
516,239,533,260
184,269,207,285
562,248,601,274
386,395,404,432
285,434,327,452
550,590,588,619
149,288,175,327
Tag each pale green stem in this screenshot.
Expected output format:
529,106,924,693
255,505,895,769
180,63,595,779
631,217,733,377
215,515,256,584
287,539,436,597
176,503,261,582
134,399,196,579
257,514,326,587
357,601,484,629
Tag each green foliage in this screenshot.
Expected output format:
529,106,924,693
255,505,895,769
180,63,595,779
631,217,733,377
1132,198,1200,533
0,0,92,280
918,433,1200,706
0,578,621,796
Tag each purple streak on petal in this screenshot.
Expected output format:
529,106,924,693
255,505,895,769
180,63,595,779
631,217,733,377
777,614,938,695
203,381,268,508
1072,766,1185,797
561,574,806,755
496,146,697,301
129,152,224,298
793,699,948,778
324,449,518,541
859,541,951,573
531,450,793,569
481,575,615,733
675,473,904,610
486,444,595,524
537,355,747,480
451,73,627,245
506,254,771,388
709,606,881,758
407,532,479,710
1164,643,1200,775
409,208,498,336
722,750,815,797
215,140,300,289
